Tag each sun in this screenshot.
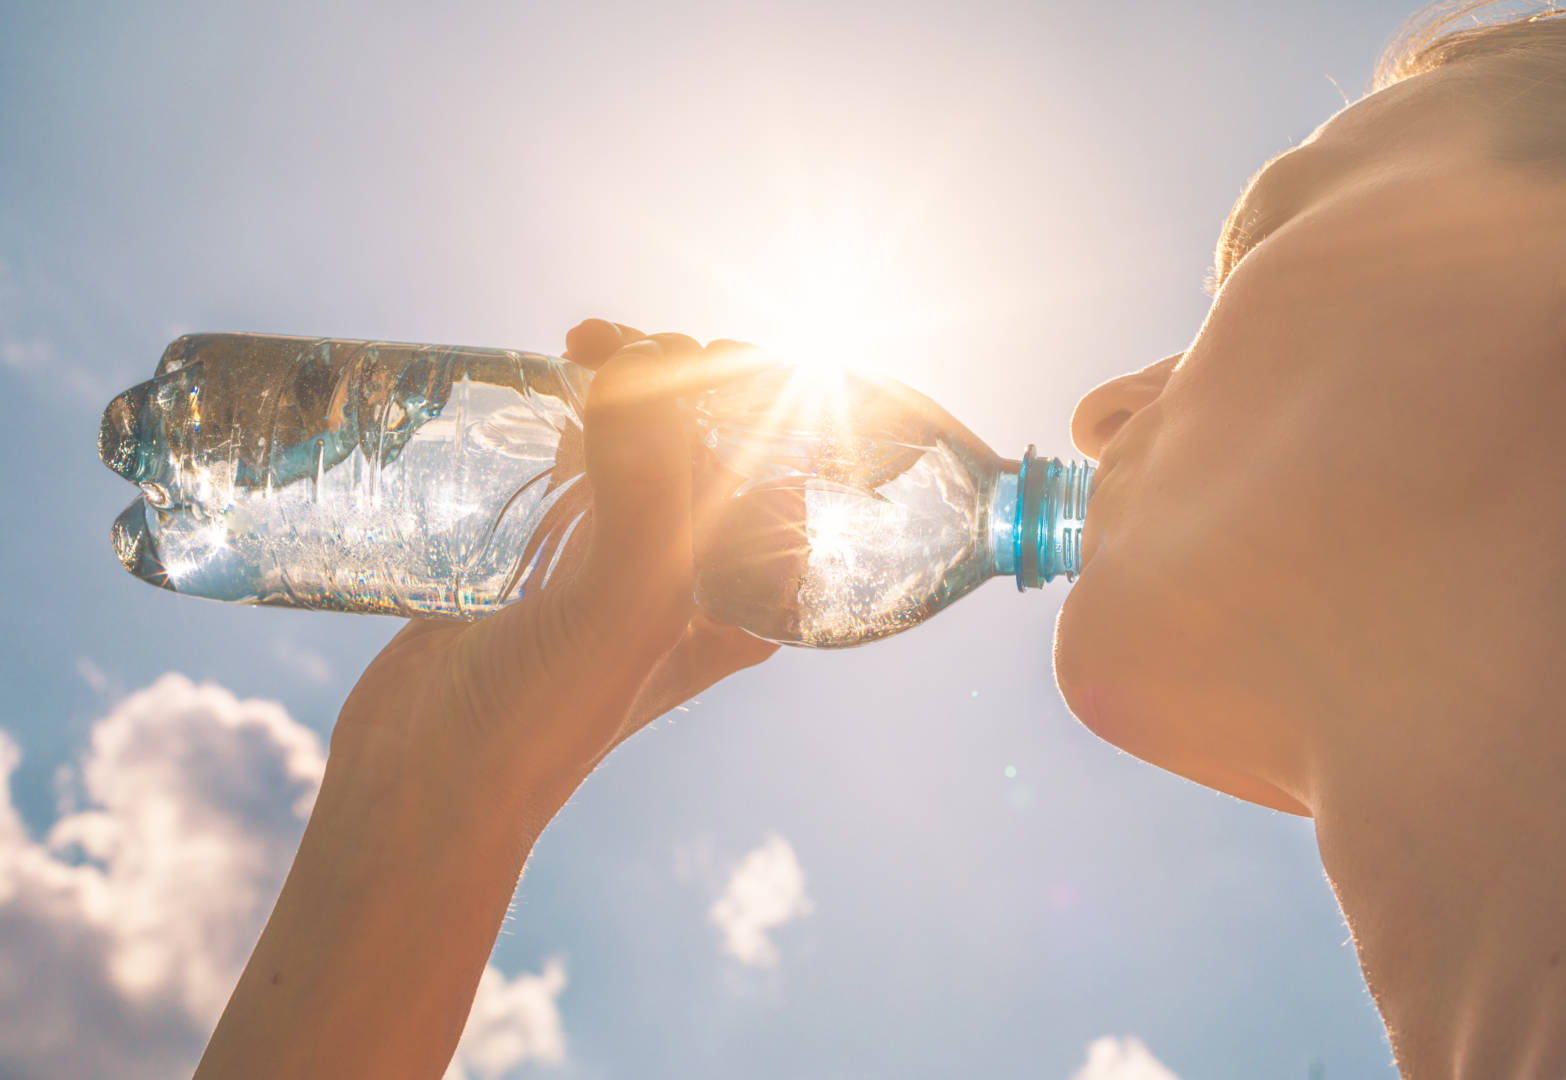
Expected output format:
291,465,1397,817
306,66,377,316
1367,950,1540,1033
646,188,953,381
745,210,900,376
651,204,915,456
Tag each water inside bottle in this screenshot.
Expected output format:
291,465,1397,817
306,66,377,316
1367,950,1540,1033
689,366,1000,646
101,335,595,616
101,335,1003,646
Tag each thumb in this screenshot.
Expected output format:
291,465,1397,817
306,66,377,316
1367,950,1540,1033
572,335,703,657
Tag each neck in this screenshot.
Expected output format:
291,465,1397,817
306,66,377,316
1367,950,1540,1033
1306,565,1566,1077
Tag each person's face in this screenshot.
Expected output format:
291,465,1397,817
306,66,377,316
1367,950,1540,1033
1056,64,1566,815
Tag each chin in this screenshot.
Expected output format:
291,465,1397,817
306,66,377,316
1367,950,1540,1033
1052,552,1313,818
1052,542,1167,739
1051,560,1150,752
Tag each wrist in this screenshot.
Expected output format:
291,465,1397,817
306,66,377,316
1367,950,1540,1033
325,710,582,848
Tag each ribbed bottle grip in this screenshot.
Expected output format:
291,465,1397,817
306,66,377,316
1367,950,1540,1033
1015,449,1095,589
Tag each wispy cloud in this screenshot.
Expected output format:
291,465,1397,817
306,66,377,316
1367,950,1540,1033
673,833,720,890
1070,1036,1181,1080
1,336,52,373
0,674,569,1078
271,638,332,685
0,328,111,403
75,656,112,696
709,833,814,968
0,253,115,403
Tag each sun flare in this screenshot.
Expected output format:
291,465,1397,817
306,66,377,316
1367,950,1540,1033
692,207,906,446
650,186,961,383
750,214,896,376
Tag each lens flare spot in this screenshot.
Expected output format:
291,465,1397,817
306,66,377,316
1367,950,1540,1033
805,493,864,573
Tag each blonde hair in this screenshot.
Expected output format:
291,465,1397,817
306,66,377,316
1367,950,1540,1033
1377,2,1566,165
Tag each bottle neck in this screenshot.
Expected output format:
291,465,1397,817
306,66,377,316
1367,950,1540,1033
989,448,1095,589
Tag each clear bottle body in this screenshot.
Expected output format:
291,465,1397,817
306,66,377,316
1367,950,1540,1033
690,363,1008,645
99,333,1092,648
102,333,596,618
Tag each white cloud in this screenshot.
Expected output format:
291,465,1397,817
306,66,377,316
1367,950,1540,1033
0,674,324,1077
0,673,569,1079
444,958,569,1080
709,833,814,968
1070,1036,1181,1080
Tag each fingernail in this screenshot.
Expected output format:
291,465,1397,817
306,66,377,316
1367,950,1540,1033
565,318,612,353
616,338,662,358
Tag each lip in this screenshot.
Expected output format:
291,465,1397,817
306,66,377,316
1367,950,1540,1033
1078,458,1110,572
1086,454,1114,499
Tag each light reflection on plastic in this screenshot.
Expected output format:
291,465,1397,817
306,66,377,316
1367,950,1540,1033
805,495,862,574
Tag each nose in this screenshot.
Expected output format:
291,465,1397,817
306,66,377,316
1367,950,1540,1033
1069,352,1182,460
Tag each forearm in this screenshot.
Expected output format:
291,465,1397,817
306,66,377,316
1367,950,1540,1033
188,322,771,1079
195,729,568,1080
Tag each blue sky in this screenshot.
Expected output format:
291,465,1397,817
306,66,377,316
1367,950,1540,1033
0,1,1434,1076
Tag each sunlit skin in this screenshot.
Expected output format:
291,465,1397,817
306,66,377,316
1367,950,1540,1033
1061,61,1566,1075
197,59,1566,1080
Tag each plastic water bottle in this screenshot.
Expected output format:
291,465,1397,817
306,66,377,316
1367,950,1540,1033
98,333,1093,648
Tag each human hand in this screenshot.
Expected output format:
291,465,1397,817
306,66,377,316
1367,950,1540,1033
331,319,778,817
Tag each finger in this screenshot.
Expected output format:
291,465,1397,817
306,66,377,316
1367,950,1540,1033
618,611,780,739
690,482,809,639
572,336,702,657
686,338,780,555
702,339,776,380
703,338,766,355
643,331,701,358
563,318,646,368
564,327,772,389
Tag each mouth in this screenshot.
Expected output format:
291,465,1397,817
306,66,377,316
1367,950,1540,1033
1083,452,1115,504
1078,458,1110,572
